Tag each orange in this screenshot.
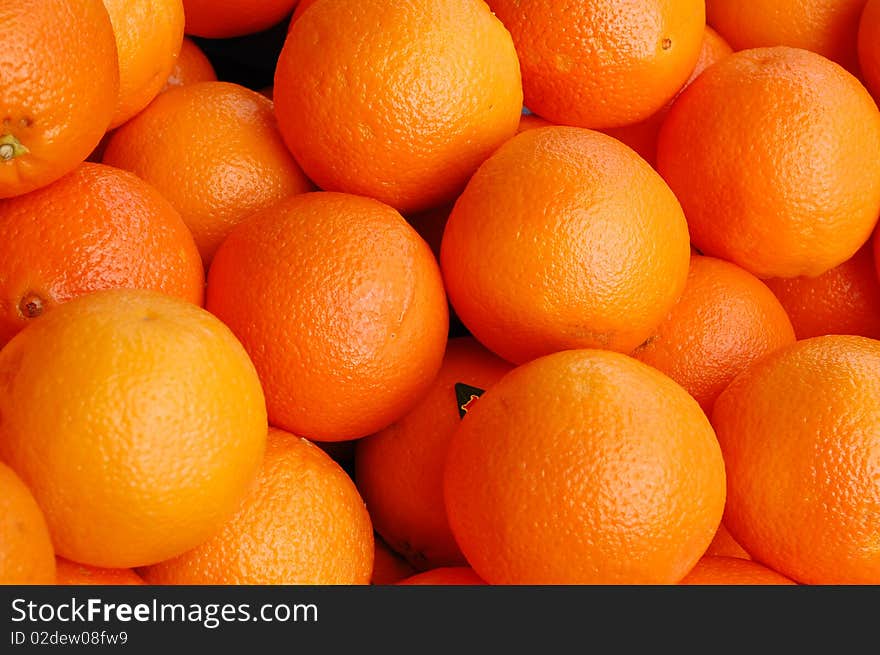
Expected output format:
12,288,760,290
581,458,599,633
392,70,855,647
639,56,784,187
860,0,880,100
274,0,522,214
604,26,733,167
103,81,313,265
680,556,796,585
0,0,119,198
657,46,880,279
141,428,374,585
440,126,691,365
102,0,185,128
764,243,880,340
0,289,267,569
371,536,416,586
633,255,795,415
162,37,216,91
55,559,145,586
705,523,751,560
289,0,317,24
0,163,204,348
487,0,705,129
0,461,55,585
206,192,448,441
707,0,868,72
397,567,487,586
444,349,726,585
712,335,880,584
182,0,298,38
356,337,513,570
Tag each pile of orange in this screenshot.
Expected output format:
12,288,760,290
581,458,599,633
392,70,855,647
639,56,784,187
1,0,879,587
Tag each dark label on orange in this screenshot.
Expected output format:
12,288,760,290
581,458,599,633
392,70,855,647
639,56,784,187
455,383,485,419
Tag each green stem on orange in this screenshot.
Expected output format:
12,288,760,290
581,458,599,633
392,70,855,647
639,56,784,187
0,134,28,161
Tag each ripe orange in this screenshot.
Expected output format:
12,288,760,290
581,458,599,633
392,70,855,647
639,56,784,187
860,0,880,100
657,46,880,279
103,81,313,265
0,163,204,348
55,559,145,585
764,243,880,340
444,349,726,585
397,567,487,586
0,461,55,585
0,0,119,198
141,428,374,585
162,37,216,91
604,26,733,167
633,255,795,415
680,556,796,585
371,536,416,586
356,337,513,570
713,335,880,584
440,126,690,364
487,0,705,128
0,289,267,569
102,0,185,128
274,0,522,213
206,192,448,441
182,0,298,38
707,0,868,72
705,523,751,560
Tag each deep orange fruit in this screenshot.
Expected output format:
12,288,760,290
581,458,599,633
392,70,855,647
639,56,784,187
859,0,880,100
162,37,216,92
0,0,119,198
444,349,726,584
657,46,880,279
274,0,523,213
0,289,267,569
633,255,795,415
0,461,55,585
182,0,299,38
355,337,513,570
55,559,146,585
680,556,796,585
487,0,705,128
141,428,374,585
713,335,880,584
206,192,448,441
0,163,204,348
441,126,690,364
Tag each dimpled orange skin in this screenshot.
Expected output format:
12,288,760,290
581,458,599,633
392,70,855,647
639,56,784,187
141,429,374,585
633,255,795,416
707,0,868,73
712,335,880,585
0,461,56,585
206,192,449,442
162,37,217,91
182,0,299,38
102,0,185,128
487,0,705,129
0,0,119,199
765,243,880,340
55,559,146,585
444,349,727,585
680,557,796,585
440,127,691,365
604,26,733,167
103,82,313,265
397,567,487,586
0,163,204,348
274,0,523,214
657,47,880,279
355,337,514,570
860,0,880,100
0,289,268,569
